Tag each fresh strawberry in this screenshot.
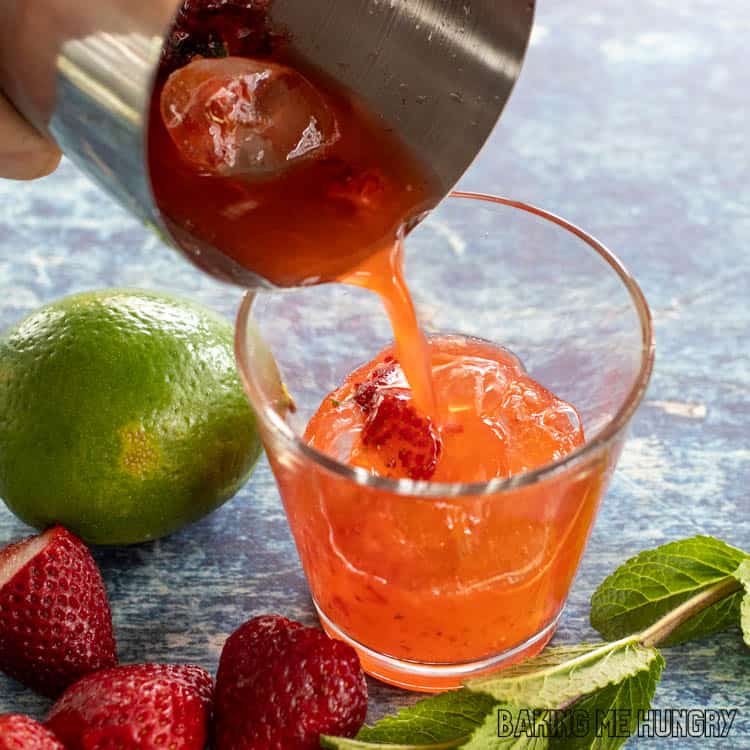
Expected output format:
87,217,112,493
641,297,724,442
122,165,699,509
0,715,66,750
354,357,441,480
214,615,367,750
45,663,213,750
0,526,117,697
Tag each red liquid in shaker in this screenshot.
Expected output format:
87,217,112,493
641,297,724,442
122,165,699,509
149,10,439,288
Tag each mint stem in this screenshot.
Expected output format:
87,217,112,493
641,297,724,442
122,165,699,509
638,577,743,648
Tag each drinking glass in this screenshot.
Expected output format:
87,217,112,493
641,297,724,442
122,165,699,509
235,193,654,691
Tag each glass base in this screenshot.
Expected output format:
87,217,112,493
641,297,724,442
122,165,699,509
315,602,563,693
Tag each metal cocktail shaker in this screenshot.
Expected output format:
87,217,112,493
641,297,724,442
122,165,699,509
0,1,534,286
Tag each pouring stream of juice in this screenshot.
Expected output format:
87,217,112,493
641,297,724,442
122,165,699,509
339,241,437,419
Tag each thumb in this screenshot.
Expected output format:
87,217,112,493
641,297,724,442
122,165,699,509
0,91,61,181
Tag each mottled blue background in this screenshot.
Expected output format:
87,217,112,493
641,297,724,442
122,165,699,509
0,1,748,747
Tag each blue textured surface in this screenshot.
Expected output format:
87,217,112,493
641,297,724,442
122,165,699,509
0,1,749,746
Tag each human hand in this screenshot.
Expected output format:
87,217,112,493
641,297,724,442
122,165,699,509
0,0,181,182
0,91,61,180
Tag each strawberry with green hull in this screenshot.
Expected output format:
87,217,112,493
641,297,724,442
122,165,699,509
0,526,117,698
45,664,213,750
0,715,66,750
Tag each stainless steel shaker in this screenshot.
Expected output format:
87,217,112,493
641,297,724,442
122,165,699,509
0,0,534,286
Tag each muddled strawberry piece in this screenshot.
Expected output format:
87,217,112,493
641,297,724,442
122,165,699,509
327,168,386,210
361,393,442,481
353,356,398,412
162,0,279,73
160,57,339,178
353,357,441,481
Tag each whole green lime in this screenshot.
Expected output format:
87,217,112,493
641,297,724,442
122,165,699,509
0,289,262,545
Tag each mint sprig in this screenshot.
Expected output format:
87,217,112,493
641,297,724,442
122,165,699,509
323,640,663,750
322,641,663,750
322,535,748,750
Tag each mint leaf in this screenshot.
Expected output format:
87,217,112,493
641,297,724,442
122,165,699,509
320,690,496,749
322,703,552,750
735,558,750,647
590,536,748,644
548,650,664,749
462,706,551,749
466,638,661,710
356,690,495,744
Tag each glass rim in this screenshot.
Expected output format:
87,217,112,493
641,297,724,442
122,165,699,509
235,192,655,498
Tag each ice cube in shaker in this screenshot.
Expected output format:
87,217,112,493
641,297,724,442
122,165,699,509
160,56,339,177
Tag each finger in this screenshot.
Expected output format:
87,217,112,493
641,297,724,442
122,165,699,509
0,92,61,180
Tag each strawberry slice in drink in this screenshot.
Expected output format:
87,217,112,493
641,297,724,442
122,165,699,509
352,357,442,481
160,56,339,177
